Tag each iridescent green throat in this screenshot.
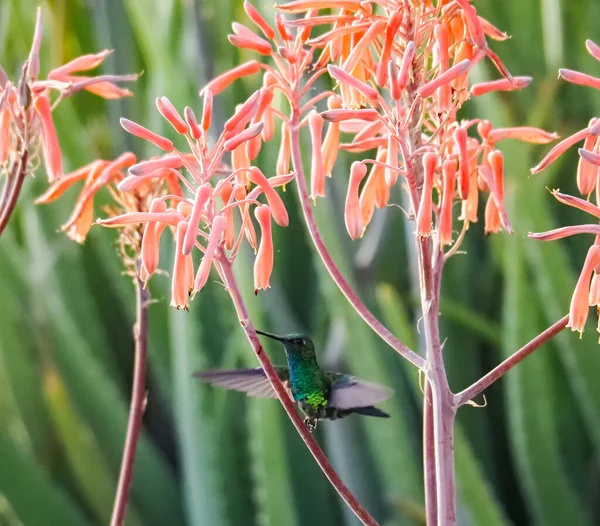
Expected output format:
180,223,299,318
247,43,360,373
285,351,327,409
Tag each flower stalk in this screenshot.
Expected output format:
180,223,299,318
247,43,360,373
217,254,378,526
110,275,149,526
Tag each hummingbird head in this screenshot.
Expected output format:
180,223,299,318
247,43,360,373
255,330,315,357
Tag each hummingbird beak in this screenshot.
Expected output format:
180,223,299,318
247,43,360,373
255,329,286,343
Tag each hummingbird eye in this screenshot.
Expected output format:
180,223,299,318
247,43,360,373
293,337,303,345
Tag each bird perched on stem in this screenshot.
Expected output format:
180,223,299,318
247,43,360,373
195,330,393,431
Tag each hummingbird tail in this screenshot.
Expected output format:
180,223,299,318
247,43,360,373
346,405,390,418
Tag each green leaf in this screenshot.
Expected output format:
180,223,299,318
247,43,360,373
43,364,143,526
0,429,90,526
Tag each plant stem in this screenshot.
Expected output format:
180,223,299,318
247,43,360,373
0,148,28,238
110,276,149,526
418,242,456,526
218,255,378,526
288,109,425,371
423,380,437,522
455,314,569,407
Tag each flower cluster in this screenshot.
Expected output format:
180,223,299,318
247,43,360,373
274,0,558,248
96,90,293,309
530,39,600,335
0,9,135,183
1,9,135,236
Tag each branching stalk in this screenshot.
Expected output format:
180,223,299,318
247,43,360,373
455,315,569,407
423,381,437,522
288,109,425,371
218,254,378,526
110,276,149,526
0,148,28,238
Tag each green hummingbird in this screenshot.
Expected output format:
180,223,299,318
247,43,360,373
195,330,393,431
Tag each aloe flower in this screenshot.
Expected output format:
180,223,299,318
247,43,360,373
1,8,136,237
98,90,293,308
530,39,600,337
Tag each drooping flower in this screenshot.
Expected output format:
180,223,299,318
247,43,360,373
4,8,136,238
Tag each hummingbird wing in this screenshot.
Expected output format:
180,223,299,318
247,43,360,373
193,367,289,398
328,374,393,410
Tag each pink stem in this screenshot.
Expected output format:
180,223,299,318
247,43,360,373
455,315,569,407
418,242,456,525
110,276,149,526
218,255,378,526
288,109,425,371
0,148,28,238
423,381,437,522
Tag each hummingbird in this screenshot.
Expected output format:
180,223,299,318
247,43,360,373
194,330,393,431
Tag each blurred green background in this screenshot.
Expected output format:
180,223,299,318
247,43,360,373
2,0,600,524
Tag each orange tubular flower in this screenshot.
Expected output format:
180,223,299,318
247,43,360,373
309,112,325,199
193,215,227,294
439,161,457,245
529,38,600,339
568,245,600,333
172,222,192,310
417,154,437,238
36,153,138,243
344,161,367,240
254,204,274,292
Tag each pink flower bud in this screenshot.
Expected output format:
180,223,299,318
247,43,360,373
201,89,213,131
376,11,403,87
454,127,470,200
276,123,291,176
224,122,264,152
487,127,559,144
359,149,388,226
141,199,167,277
120,118,174,151
225,90,261,133
342,20,386,74
417,154,437,237
27,8,43,80
418,60,471,98
309,112,325,199
0,107,11,165
327,65,379,101
156,97,188,134
248,167,289,227
194,215,227,293
385,135,399,186
559,68,600,91
183,184,212,255
244,1,275,40
172,222,191,309
439,161,457,245
128,155,183,176
33,94,63,181
203,60,261,95
184,107,202,140
577,137,600,195
48,50,112,79
345,161,368,239
321,109,380,122
586,39,600,62
219,181,236,250
254,205,274,291
229,23,272,55
471,76,532,96
397,41,415,92
568,245,600,333
531,126,591,174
